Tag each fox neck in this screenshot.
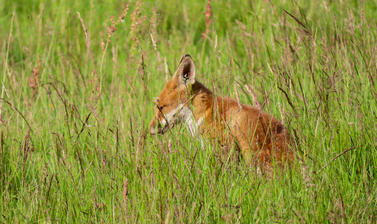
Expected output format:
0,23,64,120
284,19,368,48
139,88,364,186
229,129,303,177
183,80,213,136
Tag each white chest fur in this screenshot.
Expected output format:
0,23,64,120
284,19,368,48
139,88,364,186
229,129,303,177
162,104,204,147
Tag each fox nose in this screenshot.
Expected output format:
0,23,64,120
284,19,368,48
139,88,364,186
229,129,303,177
150,126,156,135
150,122,162,135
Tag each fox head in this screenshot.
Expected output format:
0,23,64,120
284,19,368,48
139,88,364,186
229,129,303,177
149,54,196,135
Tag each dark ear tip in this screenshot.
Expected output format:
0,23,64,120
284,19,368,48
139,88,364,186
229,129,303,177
180,54,192,63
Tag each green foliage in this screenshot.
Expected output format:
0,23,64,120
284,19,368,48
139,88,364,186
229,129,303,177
0,0,376,223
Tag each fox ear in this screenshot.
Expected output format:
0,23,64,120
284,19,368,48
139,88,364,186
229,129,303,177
176,54,195,85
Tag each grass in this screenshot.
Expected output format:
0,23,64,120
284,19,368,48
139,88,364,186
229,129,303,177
0,0,376,223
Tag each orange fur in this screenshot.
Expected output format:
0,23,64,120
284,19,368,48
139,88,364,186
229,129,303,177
150,55,294,167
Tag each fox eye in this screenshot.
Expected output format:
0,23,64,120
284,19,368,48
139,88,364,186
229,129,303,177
157,104,166,111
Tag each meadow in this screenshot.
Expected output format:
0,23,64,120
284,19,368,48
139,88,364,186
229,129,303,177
0,0,376,223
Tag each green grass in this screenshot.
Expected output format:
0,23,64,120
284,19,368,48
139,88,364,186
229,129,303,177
0,0,376,223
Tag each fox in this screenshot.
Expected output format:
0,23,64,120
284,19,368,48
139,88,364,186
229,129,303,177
149,54,294,167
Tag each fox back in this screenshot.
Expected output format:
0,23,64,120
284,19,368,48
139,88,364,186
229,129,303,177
150,54,294,167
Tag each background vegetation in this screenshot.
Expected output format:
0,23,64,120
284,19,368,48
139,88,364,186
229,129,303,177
0,0,376,223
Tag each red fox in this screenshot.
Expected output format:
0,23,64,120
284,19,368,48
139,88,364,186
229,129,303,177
149,54,294,166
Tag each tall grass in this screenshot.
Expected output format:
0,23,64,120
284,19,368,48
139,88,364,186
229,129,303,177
0,0,376,223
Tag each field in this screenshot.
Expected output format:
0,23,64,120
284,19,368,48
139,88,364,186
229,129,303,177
0,0,376,223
